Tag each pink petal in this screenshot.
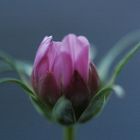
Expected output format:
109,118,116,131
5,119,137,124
75,45,89,82
62,34,90,82
77,36,90,48
52,52,73,88
62,34,80,63
47,41,62,71
32,39,62,85
75,36,90,82
33,36,52,69
32,36,52,87
62,34,84,70
32,55,50,92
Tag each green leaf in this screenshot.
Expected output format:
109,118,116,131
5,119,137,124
0,51,32,81
30,97,51,120
0,77,51,120
0,51,14,67
52,97,76,125
98,30,140,82
110,42,140,85
0,78,35,98
84,42,140,123
15,61,32,77
79,86,113,123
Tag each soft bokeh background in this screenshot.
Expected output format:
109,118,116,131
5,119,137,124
0,0,140,140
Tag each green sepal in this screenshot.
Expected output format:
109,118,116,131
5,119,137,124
110,42,140,85
0,77,52,120
79,86,112,123
0,51,32,81
30,97,52,120
79,42,140,123
98,30,140,82
52,97,76,126
0,78,35,98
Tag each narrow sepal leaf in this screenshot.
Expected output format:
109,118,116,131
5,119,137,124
0,51,32,80
0,78,35,98
52,97,76,125
0,51,14,67
110,42,140,84
79,86,112,123
30,97,52,120
98,30,140,82
0,77,51,120
15,61,32,77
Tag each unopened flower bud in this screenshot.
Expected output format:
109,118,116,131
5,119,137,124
31,34,100,122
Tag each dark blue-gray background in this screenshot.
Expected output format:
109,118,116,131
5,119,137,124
0,0,140,140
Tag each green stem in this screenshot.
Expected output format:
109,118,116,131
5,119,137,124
64,126,75,140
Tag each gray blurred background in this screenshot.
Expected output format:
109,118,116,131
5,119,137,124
0,0,140,140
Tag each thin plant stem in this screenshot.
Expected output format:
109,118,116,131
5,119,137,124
64,126,75,140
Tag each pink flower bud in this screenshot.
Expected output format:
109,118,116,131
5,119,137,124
31,34,100,119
